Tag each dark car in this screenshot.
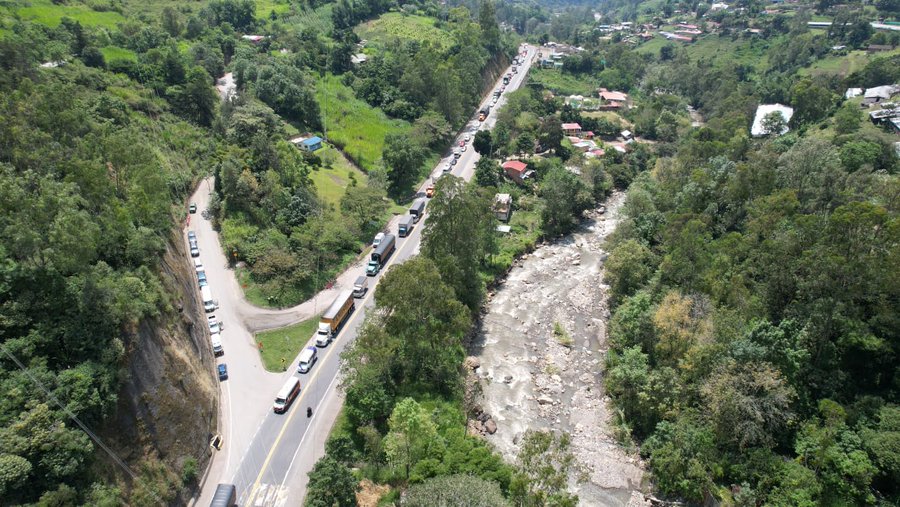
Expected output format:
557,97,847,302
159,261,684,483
189,203,197,214
217,364,228,381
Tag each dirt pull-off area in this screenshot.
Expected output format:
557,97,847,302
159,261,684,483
471,192,649,506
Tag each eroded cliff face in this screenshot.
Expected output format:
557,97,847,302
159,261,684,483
102,228,218,502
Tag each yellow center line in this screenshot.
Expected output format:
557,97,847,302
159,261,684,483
243,232,411,503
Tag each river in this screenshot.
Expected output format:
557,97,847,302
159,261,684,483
471,191,649,506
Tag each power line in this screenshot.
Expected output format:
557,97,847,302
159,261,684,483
0,343,167,506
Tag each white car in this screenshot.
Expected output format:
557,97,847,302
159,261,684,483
208,315,221,334
372,232,385,248
442,164,452,173
464,134,471,142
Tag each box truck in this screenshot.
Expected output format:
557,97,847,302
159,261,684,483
201,286,218,313
316,290,354,346
398,215,415,237
409,199,426,223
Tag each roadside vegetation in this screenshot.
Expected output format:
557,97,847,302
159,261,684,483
256,317,321,371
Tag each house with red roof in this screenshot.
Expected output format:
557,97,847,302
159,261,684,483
561,122,582,136
501,160,533,184
598,88,629,105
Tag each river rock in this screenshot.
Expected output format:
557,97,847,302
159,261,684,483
484,419,498,434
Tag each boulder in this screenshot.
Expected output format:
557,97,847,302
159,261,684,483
484,419,498,434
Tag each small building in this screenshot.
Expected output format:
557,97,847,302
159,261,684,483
561,122,582,135
501,160,533,184
493,193,512,222
290,135,323,152
583,131,595,139
867,44,894,54
598,88,629,105
621,130,634,141
573,141,594,152
750,103,794,137
863,85,900,105
242,35,266,43
351,53,368,65
869,107,900,125
845,88,863,99
709,2,729,11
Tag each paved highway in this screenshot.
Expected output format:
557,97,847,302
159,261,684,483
191,44,536,506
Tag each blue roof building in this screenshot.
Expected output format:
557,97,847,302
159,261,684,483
300,136,323,152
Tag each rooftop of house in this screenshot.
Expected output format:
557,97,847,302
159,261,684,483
502,160,528,173
561,122,582,130
598,88,628,101
864,84,900,99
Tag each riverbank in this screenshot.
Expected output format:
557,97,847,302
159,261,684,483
471,191,650,506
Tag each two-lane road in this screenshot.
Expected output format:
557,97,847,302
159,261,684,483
192,44,537,507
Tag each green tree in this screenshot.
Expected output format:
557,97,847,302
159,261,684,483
702,360,796,450
305,456,358,507
384,398,443,480
340,186,388,239
403,475,510,507
422,176,496,310
539,167,592,236
383,133,426,193
473,130,493,156
474,157,500,188
761,111,787,136
412,110,452,150
509,431,581,507
605,239,655,303
790,79,835,126
167,66,218,126
834,103,862,134
478,0,501,52
161,6,183,37
643,414,720,502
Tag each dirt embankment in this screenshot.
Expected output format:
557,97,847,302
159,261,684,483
471,192,650,506
102,228,218,502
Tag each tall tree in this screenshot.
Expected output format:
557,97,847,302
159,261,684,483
421,176,496,310
304,456,358,507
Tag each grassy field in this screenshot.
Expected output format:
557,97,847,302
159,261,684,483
255,0,292,19
9,0,125,28
101,46,136,63
283,3,333,34
316,73,410,173
355,12,454,51
309,147,368,207
255,316,321,372
528,67,598,96
800,47,900,78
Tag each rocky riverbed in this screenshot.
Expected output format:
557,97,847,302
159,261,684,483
470,191,649,506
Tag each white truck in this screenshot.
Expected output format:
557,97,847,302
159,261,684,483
201,286,218,313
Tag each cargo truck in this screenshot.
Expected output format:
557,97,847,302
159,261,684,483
409,199,426,222
398,214,415,237
210,484,236,507
366,233,396,276
352,275,368,297
316,290,354,346
478,105,491,121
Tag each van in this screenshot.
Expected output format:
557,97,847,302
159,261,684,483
193,258,204,271
210,332,223,356
297,346,318,373
352,275,368,298
201,286,218,313
273,376,301,413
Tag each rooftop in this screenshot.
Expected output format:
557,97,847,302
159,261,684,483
502,160,528,173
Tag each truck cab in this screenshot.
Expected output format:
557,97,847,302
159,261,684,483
366,259,380,277
316,322,333,346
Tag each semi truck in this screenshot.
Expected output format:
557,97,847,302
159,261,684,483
316,290,354,346
398,215,415,237
409,199,426,222
366,233,396,276
479,105,491,121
